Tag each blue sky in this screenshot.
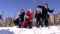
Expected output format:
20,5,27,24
0,0,60,18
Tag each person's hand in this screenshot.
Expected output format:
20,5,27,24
26,16,29,19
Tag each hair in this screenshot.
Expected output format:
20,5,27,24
21,9,24,11
45,3,48,5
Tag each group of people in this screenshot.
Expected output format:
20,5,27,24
14,3,54,28
14,9,33,28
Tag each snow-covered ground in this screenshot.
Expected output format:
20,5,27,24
0,25,60,34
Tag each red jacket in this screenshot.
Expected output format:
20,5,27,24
27,11,33,23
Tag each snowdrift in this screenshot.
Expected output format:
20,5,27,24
0,25,60,34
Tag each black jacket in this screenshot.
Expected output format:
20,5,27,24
14,18,19,26
19,12,25,21
37,5,54,19
14,12,25,26
35,12,42,20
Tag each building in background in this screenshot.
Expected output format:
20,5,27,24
49,14,55,25
49,13,60,25
54,13,60,25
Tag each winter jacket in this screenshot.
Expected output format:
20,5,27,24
35,12,42,20
27,11,33,23
37,5,54,19
19,12,25,21
14,18,19,26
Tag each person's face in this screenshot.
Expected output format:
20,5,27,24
36,8,39,12
44,4,48,9
21,10,24,13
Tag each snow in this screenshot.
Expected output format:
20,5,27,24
0,25,60,34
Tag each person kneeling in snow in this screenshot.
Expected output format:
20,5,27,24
14,9,25,28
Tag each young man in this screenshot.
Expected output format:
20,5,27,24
37,3,54,27
27,9,33,28
35,8,42,27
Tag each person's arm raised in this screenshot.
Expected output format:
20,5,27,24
37,5,44,8
48,8,54,13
